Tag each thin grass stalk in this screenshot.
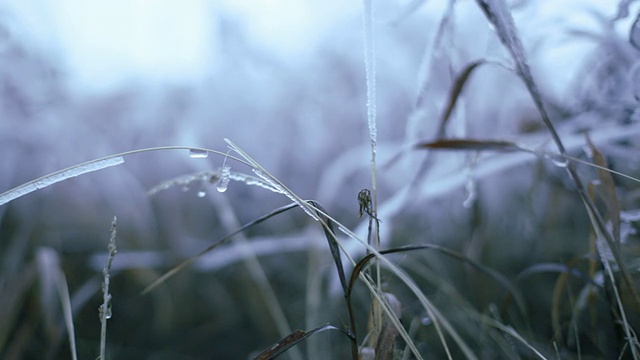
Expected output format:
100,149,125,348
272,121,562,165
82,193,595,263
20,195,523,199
362,0,385,346
99,217,117,360
362,0,378,212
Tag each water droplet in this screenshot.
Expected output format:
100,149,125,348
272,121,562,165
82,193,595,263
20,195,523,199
197,190,206,198
216,165,231,193
421,316,432,326
462,177,477,208
188,149,208,159
544,153,568,168
99,302,112,320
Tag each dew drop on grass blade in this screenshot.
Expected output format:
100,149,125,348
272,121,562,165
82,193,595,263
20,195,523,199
216,151,231,193
188,149,209,159
216,165,231,193
544,153,568,168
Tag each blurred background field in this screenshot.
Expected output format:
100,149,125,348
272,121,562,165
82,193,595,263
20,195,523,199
1,1,640,359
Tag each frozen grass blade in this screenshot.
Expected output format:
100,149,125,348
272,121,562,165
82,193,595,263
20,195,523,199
0,156,124,207
224,139,321,221
98,217,117,360
362,0,378,153
147,170,280,196
362,0,385,345
0,146,251,209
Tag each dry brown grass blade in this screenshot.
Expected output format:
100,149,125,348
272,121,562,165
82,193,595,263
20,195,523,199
583,136,640,315
436,60,487,138
416,138,522,152
584,133,621,247
367,292,401,360
251,324,344,360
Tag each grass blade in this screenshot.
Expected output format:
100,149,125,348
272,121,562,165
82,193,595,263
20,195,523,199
347,244,526,316
416,139,522,152
584,133,621,246
436,60,487,138
0,156,124,207
141,203,298,295
55,265,77,360
98,217,118,360
252,324,345,360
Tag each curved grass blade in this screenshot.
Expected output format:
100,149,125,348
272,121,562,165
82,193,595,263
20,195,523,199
0,156,124,207
347,244,526,316
251,324,346,360
436,60,487,138
515,263,596,286
141,203,298,295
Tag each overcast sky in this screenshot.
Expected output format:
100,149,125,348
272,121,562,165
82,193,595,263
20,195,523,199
1,1,635,95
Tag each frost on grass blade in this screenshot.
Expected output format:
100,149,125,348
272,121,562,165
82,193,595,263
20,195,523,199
147,170,281,197
0,156,125,207
363,0,377,145
251,169,320,221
